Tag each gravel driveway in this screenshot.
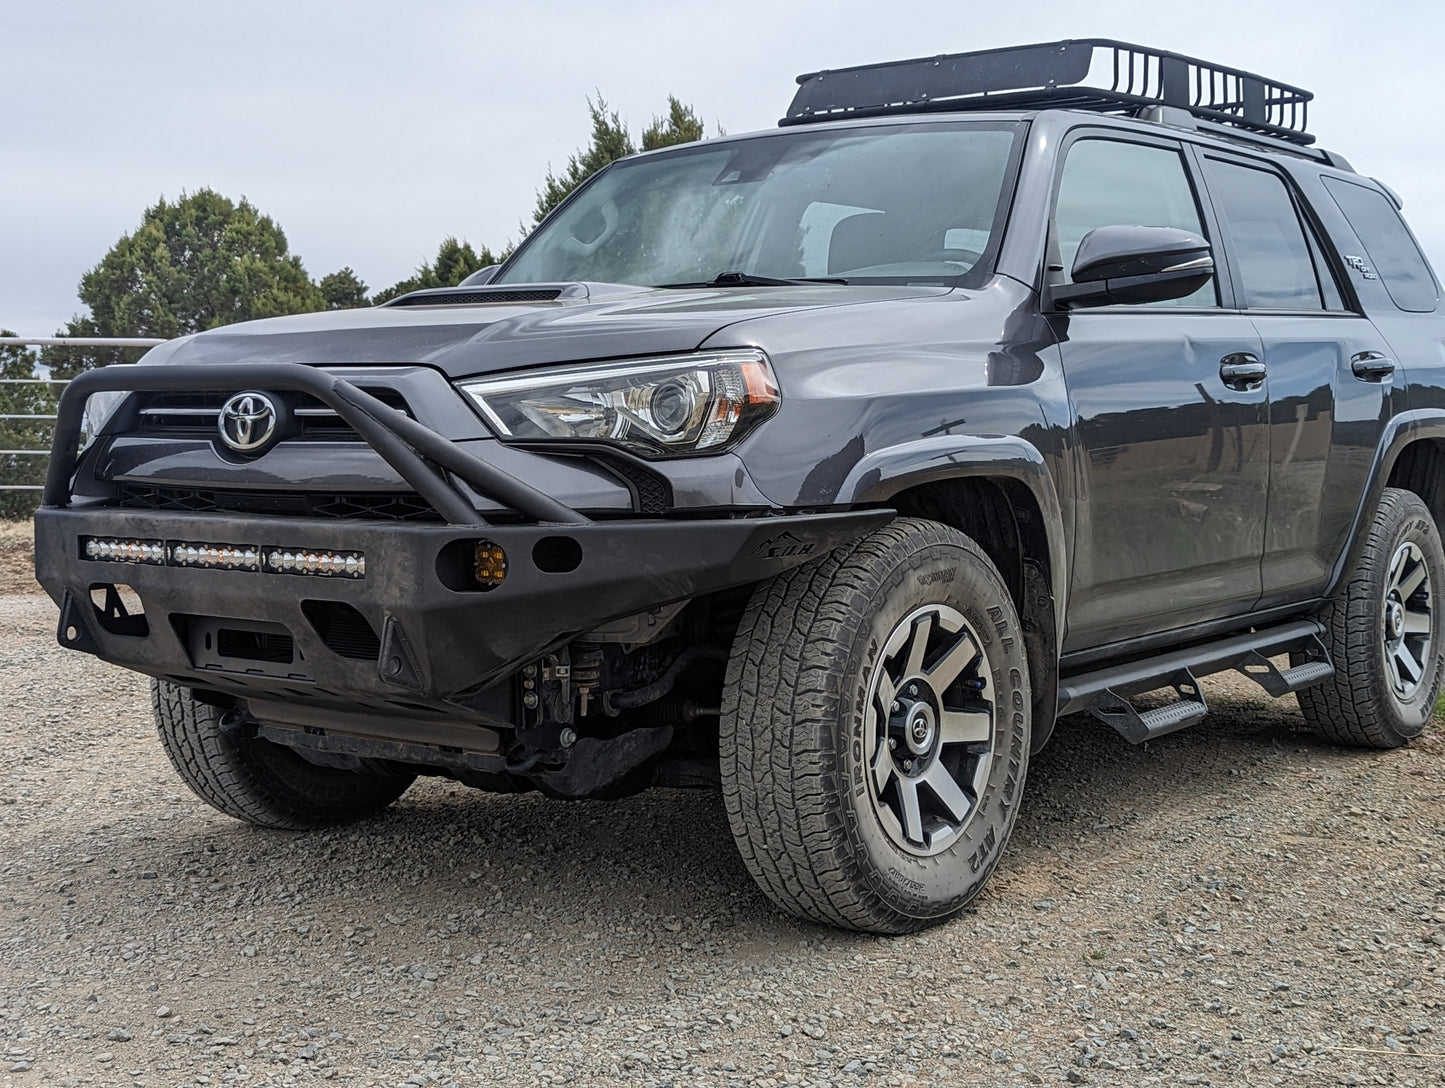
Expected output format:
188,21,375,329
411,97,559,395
2,584,1442,1087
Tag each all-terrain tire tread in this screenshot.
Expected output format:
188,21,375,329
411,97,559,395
720,518,1018,933
152,680,412,829
1297,487,1441,749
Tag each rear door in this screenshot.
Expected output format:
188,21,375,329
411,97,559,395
1050,132,1268,650
1198,152,1395,609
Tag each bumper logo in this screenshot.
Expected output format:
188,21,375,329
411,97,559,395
753,530,815,560
218,392,280,453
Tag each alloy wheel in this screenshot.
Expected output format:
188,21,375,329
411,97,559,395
864,604,995,856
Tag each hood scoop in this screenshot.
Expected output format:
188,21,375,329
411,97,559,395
383,283,589,308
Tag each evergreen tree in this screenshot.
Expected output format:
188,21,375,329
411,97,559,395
43,189,325,378
532,97,636,227
641,96,706,151
318,267,370,310
372,238,500,305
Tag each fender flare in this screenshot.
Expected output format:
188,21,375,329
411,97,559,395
837,434,1069,649
1328,409,1445,597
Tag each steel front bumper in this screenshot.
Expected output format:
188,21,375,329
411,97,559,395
34,506,888,725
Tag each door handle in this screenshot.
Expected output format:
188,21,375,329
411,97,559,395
1351,351,1395,382
1219,352,1266,390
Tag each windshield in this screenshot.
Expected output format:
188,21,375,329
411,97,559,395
496,122,1022,288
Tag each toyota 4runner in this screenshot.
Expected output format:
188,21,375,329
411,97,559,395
35,40,1445,933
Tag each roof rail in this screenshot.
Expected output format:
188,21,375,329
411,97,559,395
782,39,1315,146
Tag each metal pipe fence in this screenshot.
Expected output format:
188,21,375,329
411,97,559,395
0,338,163,499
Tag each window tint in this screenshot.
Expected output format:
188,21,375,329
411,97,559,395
1206,160,1325,310
1323,178,1439,313
1054,139,1215,306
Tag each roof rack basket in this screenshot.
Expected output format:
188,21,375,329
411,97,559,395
783,39,1314,145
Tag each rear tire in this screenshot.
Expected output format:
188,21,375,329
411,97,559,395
720,518,1031,933
1298,487,1444,748
152,680,414,829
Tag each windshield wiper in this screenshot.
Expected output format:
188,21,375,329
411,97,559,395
657,271,850,288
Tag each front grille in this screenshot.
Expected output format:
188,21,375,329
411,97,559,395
388,289,563,307
116,485,441,522
128,389,411,441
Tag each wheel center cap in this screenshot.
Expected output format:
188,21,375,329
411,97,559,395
905,701,936,753
1387,600,1404,641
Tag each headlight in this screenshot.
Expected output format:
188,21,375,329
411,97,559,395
458,349,780,458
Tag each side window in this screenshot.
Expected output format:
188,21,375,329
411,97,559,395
1323,177,1439,313
1054,138,1216,306
1205,160,1332,311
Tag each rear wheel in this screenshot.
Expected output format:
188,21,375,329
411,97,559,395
152,680,414,829
1298,487,1444,748
720,518,1031,933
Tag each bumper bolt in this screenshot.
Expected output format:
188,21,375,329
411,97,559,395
522,692,539,709
559,727,577,748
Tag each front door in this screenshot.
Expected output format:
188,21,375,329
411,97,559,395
1049,134,1269,651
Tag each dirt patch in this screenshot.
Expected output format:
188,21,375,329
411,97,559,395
0,590,1441,1086
0,519,39,594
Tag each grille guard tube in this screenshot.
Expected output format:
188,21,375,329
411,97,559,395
43,362,588,526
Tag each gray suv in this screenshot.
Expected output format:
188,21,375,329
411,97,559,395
36,40,1445,932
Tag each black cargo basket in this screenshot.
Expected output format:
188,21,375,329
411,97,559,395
783,39,1314,146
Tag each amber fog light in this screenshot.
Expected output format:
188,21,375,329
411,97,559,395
474,541,508,590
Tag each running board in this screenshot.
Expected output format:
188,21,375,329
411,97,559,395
1057,619,1332,744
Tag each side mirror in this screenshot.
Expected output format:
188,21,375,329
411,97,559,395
459,265,501,287
1051,225,1214,308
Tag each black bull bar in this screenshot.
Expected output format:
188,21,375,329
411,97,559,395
36,362,890,718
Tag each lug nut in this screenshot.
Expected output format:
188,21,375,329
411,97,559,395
559,727,577,748
907,683,918,696
890,700,901,714
522,692,539,709
888,737,898,750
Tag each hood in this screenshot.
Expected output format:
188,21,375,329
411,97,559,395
151,282,952,378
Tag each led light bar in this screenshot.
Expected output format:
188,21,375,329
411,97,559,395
82,536,365,579
83,538,166,564
170,542,261,572
266,549,366,578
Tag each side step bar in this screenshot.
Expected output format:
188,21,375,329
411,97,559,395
1057,619,1332,744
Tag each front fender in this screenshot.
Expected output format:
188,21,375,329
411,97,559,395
838,433,1068,644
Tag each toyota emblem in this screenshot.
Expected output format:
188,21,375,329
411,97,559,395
217,392,280,453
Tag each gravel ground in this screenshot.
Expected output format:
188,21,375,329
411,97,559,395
1,573,1443,1087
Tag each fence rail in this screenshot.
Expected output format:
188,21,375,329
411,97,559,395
1,338,161,503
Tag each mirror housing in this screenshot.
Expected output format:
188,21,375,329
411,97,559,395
459,264,501,287
1051,225,1214,308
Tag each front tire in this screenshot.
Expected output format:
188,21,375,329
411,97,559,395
1298,487,1444,748
152,680,415,829
720,518,1031,933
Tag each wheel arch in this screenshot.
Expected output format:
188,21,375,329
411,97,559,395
844,438,1066,751
1331,411,1445,598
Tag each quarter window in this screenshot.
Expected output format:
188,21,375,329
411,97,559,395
1053,139,1215,306
1323,177,1439,313
1206,160,1332,310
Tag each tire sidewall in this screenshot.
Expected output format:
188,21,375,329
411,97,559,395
1370,504,1445,737
835,538,1031,920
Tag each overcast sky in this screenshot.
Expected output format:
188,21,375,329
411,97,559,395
4,0,1442,335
